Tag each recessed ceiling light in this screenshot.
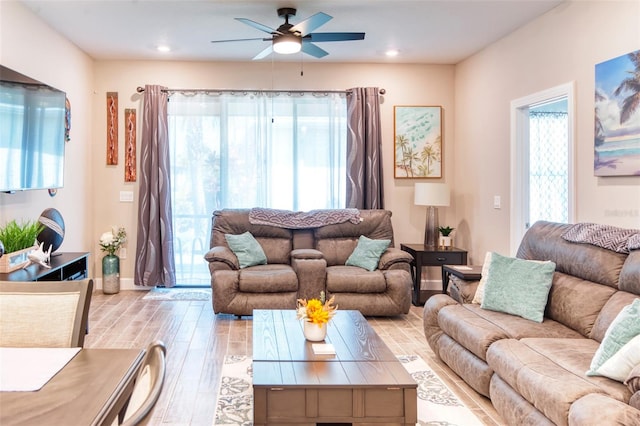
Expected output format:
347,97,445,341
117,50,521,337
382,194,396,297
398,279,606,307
157,45,171,53
385,49,399,57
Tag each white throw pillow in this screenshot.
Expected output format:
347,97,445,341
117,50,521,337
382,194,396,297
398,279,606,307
472,252,493,304
596,334,640,382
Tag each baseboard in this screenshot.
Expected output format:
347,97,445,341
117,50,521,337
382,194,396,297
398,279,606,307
95,278,441,292
94,277,145,291
420,279,443,291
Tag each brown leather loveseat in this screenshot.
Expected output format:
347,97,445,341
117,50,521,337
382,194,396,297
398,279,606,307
205,208,413,317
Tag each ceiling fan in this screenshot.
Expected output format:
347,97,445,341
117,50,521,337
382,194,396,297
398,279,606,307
211,8,365,60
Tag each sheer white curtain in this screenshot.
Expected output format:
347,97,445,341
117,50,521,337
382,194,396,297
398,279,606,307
167,91,347,284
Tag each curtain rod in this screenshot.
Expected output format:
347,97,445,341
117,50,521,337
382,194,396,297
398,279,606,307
136,86,386,95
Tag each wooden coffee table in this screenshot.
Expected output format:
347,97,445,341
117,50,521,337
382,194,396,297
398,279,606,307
252,309,417,426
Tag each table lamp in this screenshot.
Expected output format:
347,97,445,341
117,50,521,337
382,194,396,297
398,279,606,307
414,183,450,248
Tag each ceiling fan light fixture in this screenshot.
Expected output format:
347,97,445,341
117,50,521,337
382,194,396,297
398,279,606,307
273,33,301,54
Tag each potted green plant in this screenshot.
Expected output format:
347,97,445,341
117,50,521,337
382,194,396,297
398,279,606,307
0,219,44,272
438,226,455,249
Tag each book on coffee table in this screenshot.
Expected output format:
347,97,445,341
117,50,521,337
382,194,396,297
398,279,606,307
312,343,336,355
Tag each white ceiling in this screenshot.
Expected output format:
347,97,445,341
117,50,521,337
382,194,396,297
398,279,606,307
21,0,565,64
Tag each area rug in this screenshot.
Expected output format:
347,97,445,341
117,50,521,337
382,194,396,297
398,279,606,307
213,354,484,426
142,287,211,301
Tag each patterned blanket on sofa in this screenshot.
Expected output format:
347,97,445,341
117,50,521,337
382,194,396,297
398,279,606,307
562,223,640,253
248,208,362,229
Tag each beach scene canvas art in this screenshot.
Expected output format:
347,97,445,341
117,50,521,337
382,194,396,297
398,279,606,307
594,50,640,176
394,106,443,178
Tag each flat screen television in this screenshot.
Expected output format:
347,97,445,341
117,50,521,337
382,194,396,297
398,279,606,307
0,65,66,192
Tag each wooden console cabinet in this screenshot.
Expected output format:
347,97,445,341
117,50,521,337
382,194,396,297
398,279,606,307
0,252,89,282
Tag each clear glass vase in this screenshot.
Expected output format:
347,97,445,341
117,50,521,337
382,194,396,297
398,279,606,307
102,254,120,294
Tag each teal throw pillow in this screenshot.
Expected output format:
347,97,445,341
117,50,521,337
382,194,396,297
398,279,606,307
345,235,391,271
587,298,640,376
480,252,555,323
224,231,267,269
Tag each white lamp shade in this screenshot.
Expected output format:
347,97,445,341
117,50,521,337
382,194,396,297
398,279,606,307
414,183,450,207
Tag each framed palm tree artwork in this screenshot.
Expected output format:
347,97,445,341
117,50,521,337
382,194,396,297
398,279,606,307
394,105,442,178
594,50,640,177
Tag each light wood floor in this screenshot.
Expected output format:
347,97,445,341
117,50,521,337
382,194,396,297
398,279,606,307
85,290,505,426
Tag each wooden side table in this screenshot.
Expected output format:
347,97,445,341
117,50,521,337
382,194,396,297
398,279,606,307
400,244,468,306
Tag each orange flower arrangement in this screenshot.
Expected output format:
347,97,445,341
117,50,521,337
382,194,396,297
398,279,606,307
296,291,337,327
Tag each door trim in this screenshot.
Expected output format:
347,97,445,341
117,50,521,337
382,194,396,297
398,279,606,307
510,82,576,254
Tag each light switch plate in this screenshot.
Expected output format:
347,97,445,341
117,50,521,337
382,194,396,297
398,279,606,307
493,195,501,209
120,191,134,202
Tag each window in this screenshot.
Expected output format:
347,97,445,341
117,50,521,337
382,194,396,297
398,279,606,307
168,91,347,284
529,107,569,224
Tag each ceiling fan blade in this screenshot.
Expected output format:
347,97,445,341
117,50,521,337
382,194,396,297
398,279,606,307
253,45,273,60
211,37,266,44
301,42,329,59
290,12,332,36
306,32,365,42
235,18,280,35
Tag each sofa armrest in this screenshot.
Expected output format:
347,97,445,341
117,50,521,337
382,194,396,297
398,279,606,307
204,246,239,270
626,364,640,410
379,248,413,270
291,248,324,260
448,276,480,304
292,256,327,301
423,294,459,350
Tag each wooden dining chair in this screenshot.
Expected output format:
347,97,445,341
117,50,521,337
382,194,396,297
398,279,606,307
0,279,93,348
119,340,167,426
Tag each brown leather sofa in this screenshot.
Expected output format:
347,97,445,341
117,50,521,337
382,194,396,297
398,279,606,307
424,221,640,426
205,209,413,316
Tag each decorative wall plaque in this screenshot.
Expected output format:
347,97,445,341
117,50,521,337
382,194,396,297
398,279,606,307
106,92,118,165
124,108,137,182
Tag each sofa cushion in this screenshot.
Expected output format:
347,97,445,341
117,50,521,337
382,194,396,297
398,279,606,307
545,272,616,338
569,393,640,426
517,221,627,289
597,334,640,382
211,209,293,264
438,304,582,361
225,231,267,268
325,265,387,293
487,338,628,426
345,235,390,271
237,265,298,293
591,291,640,342
314,209,394,266
518,338,630,402
620,250,640,295
481,252,555,322
587,298,640,376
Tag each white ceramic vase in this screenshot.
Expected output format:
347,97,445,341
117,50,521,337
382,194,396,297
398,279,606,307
303,321,327,341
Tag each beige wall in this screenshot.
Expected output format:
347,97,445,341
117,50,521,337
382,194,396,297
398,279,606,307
2,1,639,287
454,1,640,263
0,2,94,263
93,61,455,282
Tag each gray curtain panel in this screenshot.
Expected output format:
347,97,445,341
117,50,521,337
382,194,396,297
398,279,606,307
346,87,384,209
135,85,176,287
